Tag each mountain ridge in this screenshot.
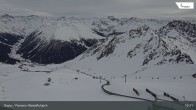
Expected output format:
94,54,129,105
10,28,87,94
0,15,195,65
66,20,196,77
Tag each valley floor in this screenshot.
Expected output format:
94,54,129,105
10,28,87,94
0,63,195,101
0,64,130,101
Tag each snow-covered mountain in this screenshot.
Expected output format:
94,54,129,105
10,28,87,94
0,14,106,64
15,18,105,64
0,14,195,65
67,20,196,77
0,15,167,64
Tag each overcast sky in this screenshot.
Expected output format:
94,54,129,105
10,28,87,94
0,0,195,18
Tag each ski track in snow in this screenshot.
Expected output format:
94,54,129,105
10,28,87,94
0,63,196,101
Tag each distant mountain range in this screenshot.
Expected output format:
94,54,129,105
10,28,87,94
0,14,196,67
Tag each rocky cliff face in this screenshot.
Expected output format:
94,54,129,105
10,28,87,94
68,21,196,75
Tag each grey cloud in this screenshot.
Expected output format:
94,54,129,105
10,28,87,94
0,0,195,18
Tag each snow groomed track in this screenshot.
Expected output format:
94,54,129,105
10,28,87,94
101,80,153,102
70,68,178,102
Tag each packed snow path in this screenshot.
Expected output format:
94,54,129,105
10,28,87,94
69,68,185,103
101,79,186,105
101,80,153,102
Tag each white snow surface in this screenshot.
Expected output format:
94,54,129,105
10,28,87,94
36,20,102,41
0,63,196,101
0,64,132,101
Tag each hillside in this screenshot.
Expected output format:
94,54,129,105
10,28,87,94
67,20,196,77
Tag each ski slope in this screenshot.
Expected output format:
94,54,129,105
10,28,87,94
105,64,196,101
0,63,195,101
0,64,132,101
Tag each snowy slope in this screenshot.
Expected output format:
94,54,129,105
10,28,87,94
106,66,196,101
66,21,196,78
33,20,102,42
0,64,133,101
91,16,169,37
0,14,48,36
1,62,196,101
